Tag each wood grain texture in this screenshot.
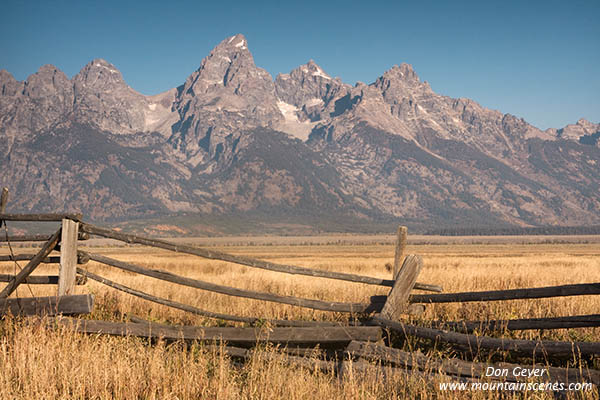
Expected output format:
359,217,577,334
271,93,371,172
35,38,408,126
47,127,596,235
381,254,423,321
54,318,382,347
0,254,89,264
0,231,88,242
0,254,55,262
0,294,94,317
0,188,8,214
0,274,86,285
58,219,79,296
372,316,600,357
410,283,600,303
431,314,600,332
392,226,407,279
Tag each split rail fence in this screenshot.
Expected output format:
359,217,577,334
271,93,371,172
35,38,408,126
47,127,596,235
0,186,598,386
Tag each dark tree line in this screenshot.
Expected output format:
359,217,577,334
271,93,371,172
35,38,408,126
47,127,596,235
425,225,600,236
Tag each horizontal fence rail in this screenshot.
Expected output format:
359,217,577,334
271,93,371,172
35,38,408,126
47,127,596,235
0,229,62,298
80,223,441,292
0,234,58,242
372,316,600,357
0,213,82,222
0,232,89,242
0,254,60,263
409,283,600,303
0,294,94,317
4,206,599,378
85,253,383,313
54,318,382,347
430,314,600,333
78,268,339,327
0,253,90,264
0,274,87,285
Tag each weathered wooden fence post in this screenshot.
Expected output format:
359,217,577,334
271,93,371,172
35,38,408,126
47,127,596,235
392,226,407,279
58,218,79,296
381,254,423,321
0,188,8,214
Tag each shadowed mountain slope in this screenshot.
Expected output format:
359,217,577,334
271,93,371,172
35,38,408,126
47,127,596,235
1,34,598,233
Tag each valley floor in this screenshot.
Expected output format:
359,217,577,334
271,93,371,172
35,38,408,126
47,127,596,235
0,237,598,399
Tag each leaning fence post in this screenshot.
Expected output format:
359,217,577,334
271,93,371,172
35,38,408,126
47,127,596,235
392,226,407,279
58,218,79,296
381,254,423,321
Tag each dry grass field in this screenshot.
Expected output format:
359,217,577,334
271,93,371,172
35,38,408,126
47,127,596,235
0,236,598,399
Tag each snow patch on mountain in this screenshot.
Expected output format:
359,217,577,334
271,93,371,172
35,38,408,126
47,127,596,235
275,100,315,141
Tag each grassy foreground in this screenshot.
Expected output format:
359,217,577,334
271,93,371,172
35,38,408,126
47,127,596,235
0,239,599,399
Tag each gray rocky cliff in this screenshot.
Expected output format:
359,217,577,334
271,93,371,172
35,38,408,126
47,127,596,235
0,65,73,144
0,34,598,231
169,34,283,166
72,59,150,134
547,118,600,146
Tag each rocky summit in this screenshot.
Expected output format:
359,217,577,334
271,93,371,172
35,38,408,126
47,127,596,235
1,34,598,233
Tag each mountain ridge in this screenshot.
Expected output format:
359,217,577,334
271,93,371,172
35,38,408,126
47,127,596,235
1,34,598,234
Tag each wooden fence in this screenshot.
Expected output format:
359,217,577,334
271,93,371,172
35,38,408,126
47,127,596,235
0,186,598,385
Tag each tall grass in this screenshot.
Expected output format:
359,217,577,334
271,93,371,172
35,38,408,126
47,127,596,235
0,241,598,399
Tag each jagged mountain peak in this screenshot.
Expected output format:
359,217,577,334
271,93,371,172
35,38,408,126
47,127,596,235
73,58,128,89
386,63,418,79
275,60,348,108
370,63,432,113
23,64,70,90
548,118,600,143
35,64,63,74
81,58,120,71
376,63,423,89
0,62,73,138
70,58,151,134
0,69,21,96
277,60,334,83
219,34,248,51
23,64,71,97
2,33,599,230
183,33,270,95
170,34,282,161
203,33,253,68
298,60,331,79
576,118,598,128
0,69,15,80
90,58,114,67
273,59,351,140
27,64,69,80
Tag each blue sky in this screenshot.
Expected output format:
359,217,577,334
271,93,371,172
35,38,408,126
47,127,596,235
1,0,598,130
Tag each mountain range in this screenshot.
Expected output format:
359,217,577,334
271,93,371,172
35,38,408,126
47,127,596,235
1,34,599,234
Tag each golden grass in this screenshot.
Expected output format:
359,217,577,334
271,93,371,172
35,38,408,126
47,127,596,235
0,240,598,399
